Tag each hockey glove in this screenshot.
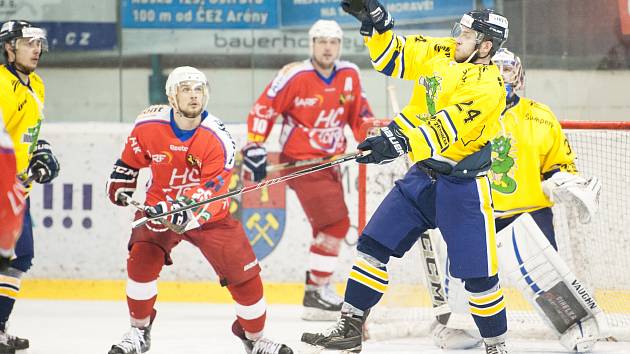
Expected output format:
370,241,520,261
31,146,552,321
145,198,200,233
242,142,267,182
341,0,374,36
356,121,409,165
28,140,60,184
341,0,394,35
107,159,139,206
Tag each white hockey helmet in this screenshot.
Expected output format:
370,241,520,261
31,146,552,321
492,48,524,93
165,66,210,109
308,20,343,58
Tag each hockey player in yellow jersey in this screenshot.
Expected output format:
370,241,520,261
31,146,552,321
0,19,60,353
431,49,604,352
302,2,510,353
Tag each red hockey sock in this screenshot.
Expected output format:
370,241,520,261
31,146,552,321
126,242,164,326
228,275,266,337
308,217,349,286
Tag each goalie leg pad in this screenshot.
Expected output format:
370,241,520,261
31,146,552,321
496,213,606,350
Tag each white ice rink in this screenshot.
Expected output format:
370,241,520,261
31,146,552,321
9,300,630,354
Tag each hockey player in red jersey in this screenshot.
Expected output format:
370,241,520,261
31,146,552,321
241,19,374,321
106,66,292,354
0,122,26,271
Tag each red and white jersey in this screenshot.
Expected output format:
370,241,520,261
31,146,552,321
247,59,373,160
0,124,25,252
120,105,236,225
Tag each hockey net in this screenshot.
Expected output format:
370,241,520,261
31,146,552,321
357,118,630,341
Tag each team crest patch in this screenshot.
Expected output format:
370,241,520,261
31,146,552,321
186,153,201,169
230,152,286,260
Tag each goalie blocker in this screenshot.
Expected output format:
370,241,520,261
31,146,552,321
440,213,606,352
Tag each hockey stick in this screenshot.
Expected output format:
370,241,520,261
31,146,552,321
132,151,367,229
387,84,401,116
266,152,359,173
418,232,451,325
387,84,452,325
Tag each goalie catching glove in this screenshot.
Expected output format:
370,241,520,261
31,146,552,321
28,140,60,183
341,0,394,36
542,171,601,224
356,121,409,165
107,159,139,206
242,142,267,182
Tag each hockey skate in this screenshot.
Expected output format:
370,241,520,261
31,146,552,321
302,273,343,321
0,329,29,353
484,341,508,354
108,325,152,354
231,320,293,354
430,320,482,349
301,311,366,353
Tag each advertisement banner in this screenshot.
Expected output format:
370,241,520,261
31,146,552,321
0,0,117,51
38,22,117,51
280,0,493,28
121,0,279,29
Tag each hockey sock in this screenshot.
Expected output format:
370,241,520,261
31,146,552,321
0,268,23,331
126,242,163,327
465,275,507,339
228,275,266,339
344,252,389,313
308,229,346,286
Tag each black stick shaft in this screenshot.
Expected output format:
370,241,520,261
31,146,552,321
132,151,365,229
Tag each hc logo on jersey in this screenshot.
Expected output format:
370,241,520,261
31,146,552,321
231,153,286,260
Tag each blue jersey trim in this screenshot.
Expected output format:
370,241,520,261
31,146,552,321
169,110,208,142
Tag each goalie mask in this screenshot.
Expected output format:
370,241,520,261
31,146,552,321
0,20,48,63
309,20,343,59
165,66,210,114
492,48,524,98
452,9,508,59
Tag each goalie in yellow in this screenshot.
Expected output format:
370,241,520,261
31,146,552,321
302,1,510,353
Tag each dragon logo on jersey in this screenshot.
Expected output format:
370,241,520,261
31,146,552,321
230,152,286,260
489,135,517,194
419,74,443,115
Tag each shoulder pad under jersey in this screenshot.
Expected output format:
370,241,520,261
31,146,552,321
200,113,236,169
135,105,170,124
267,59,313,98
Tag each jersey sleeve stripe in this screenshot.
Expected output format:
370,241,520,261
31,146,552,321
0,147,14,154
437,110,458,142
418,126,435,157
203,126,227,167
398,112,415,129
379,50,400,76
398,38,406,79
372,35,395,66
